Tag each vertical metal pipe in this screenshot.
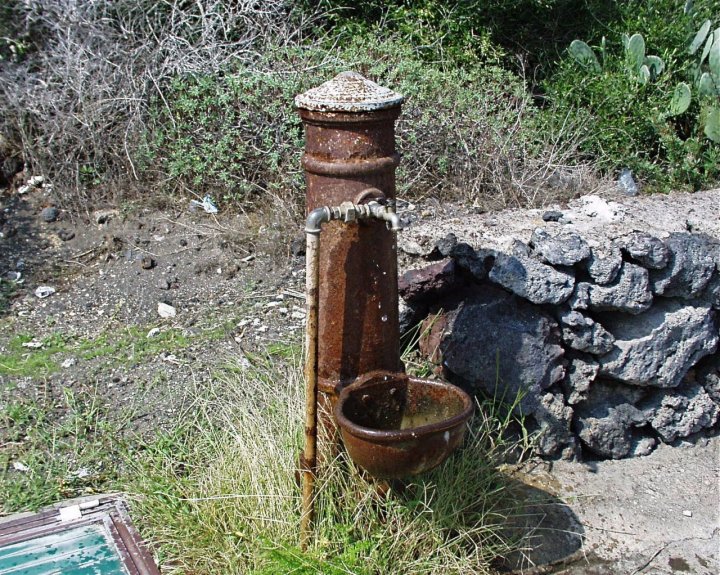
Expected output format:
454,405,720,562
295,72,404,404
300,227,320,551
299,201,400,549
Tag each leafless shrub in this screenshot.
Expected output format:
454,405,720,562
464,106,600,210
0,0,314,209
1,1,593,213
392,66,595,211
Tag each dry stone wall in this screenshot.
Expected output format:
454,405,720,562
397,190,720,460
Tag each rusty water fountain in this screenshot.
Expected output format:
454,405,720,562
295,72,474,549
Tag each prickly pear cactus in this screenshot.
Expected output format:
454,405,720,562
626,33,646,74
685,19,720,141
700,31,714,64
569,40,601,72
698,73,717,97
709,33,720,77
704,107,720,142
644,55,665,77
670,83,692,116
689,20,711,55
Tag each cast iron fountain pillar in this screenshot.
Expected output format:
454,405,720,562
296,72,404,403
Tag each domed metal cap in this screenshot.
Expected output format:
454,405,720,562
295,71,403,112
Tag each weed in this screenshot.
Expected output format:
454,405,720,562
76,327,189,363
0,397,41,443
2,0,597,213
310,0,621,75
0,0,316,207
0,387,128,513
266,341,302,359
2,0,718,211
0,325,205,378
127,350,530,574
401,311,444,379
0,333,68,377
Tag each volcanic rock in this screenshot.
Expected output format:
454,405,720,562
557,309,615,355
489,252,575,305
530,228,591,266
571,262,652,314
598,300,718,388
420,285,565,415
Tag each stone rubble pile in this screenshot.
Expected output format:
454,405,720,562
397,191,720,459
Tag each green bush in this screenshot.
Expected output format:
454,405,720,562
308,0,620,74
146,36,586,209
4,0,717,210
544,0,720,192
144,64,307,204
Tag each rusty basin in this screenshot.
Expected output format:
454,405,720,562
334,371,474,479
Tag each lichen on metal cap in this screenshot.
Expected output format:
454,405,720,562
295,71,404,112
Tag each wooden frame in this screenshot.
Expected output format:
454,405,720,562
0,496,160,574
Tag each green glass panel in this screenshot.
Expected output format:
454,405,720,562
0,524,129,575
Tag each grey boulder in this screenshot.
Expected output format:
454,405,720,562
571,262,653,314
574,380,648,459
643,383,719,442
697,356,720,405
598,300,718,388
534,392,578,459
448,243,494,282
649,232,716,298
700,265,720,309
489,252,575,305
585,243,623,285
558,309,615,355
434,233,458,257
40,206,59,223
420,285,565,415
619,231,669,269
530,228,591,266
562,354,599,405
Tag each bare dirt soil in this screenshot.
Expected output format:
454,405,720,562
0,188,308,437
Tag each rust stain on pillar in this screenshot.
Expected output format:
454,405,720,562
296,72,404,400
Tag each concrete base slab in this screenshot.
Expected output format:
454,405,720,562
507,434,719,574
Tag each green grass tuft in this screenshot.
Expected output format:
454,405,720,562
126,350,530,574
0,386,129,512
0,324,228,378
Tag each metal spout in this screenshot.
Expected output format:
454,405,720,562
366,200,402,232
306,200,402,234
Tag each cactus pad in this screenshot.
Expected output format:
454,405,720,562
569,40,601,72
670,83,692,116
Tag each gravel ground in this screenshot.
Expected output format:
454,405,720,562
1,187,308,436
